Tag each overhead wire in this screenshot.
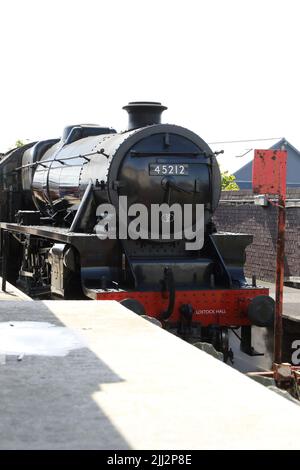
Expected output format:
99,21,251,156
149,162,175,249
208,137,283,145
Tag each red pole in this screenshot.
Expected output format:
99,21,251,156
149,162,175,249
252,149,287,366
274,194,286,364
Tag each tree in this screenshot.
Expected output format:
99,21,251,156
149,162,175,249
4,139,27,152
15,139,25,148
221,171,239,191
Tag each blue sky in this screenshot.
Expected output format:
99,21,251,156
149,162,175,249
0,0,299,172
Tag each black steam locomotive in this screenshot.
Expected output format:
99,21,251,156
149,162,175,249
0,102,274,359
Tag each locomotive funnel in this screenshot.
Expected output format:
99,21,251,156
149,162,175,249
123,101,167,130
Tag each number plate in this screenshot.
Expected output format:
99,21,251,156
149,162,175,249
149,164,189,176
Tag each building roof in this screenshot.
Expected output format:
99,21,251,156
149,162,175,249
209,137,296,175
210,137,300,188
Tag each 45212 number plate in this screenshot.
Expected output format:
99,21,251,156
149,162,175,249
149,164,189,176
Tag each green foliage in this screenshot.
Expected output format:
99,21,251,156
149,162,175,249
5,139,26,152
15,139,25,148
221,171,239,191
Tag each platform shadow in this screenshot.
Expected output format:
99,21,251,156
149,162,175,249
0,301,130,450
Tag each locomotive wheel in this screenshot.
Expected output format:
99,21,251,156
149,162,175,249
119,298,146,316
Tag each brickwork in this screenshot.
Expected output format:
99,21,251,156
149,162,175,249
213,189,300,282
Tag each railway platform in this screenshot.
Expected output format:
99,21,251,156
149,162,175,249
0,277,32,301
0,299,300,449
254,280,300,322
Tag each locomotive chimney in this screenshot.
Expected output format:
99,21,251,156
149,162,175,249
123,101,167,130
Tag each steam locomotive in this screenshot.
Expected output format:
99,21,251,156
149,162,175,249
0,102,274,360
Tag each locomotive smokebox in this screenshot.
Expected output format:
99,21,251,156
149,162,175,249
123,101,167,130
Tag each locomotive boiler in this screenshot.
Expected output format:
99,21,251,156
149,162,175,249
0,102,274,360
